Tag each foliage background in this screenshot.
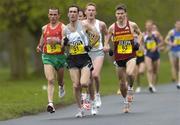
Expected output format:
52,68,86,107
0,0,179,78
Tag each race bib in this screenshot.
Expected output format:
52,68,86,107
174,38,180,45
146,41,156,50
70,44,85,55
87,31,100,47
136,50,144,57
117,41,132,54
46,44,61,54
90,39,100,48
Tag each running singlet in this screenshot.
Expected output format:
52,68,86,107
144,32,160,61
88,19,103,51
144,33,159,52
65,21,88,55
43,23,64,54
69,32,85,55
170,29,180,52
113,20,135,61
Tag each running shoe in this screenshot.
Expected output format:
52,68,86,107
58,86,65,98
95,93,102,108
135,87,141,93
91,100,98,116
149,85,156,93
47,102,55,113
75,108,85,118
176,83,180,89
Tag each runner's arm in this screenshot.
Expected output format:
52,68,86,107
132,22,143,46
61,24,68,47
103,24,114,52
156,31,164,49
165,30,174,46
100,21,108,45
36,26,46,52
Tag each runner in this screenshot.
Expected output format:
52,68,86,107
36,7,66,113
135,34,145,93
78,8,86,20
83,2,108,108
143,20,164,93
63,5,99,117
165,20,180,89
104,4,142,113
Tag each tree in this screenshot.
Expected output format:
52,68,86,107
0,0,180,79
0,0,31,79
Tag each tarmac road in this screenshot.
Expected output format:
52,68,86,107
0,84,179,125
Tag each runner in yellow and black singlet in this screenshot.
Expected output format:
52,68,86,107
62,5,99,118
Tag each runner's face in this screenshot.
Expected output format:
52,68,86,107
48,9,59,24
152,24,158,31
145,22,153,32
78,11,85,20
86,5,96,20
68,7,78,22
175,21,180,31
115,9,126,22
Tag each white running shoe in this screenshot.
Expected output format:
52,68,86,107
176,83,180,89
47,102,55,113
152,86,157,92
58,86,65,98
75,108,85,118
95,93,102,108
135,87,141,93
149,85,156,93
91,101,98,116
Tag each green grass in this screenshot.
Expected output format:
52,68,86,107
0,69,74,120
0,52,172,120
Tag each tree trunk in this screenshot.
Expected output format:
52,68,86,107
8,28,27,79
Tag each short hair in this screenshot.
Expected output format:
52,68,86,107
79,8,86,17
49,7,60,14
146,20,154,24
176,20,180,23
115,4,127,12
68,4,80,12
86,2,96,9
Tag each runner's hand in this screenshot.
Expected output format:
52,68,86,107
103,44,110,52
36,45,42,53
84,45,92,52
63,37,69,46
109,49,114,56
133,41,139,51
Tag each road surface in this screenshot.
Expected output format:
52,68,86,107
0,84,179,125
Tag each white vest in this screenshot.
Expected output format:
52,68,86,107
91,19,103,51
